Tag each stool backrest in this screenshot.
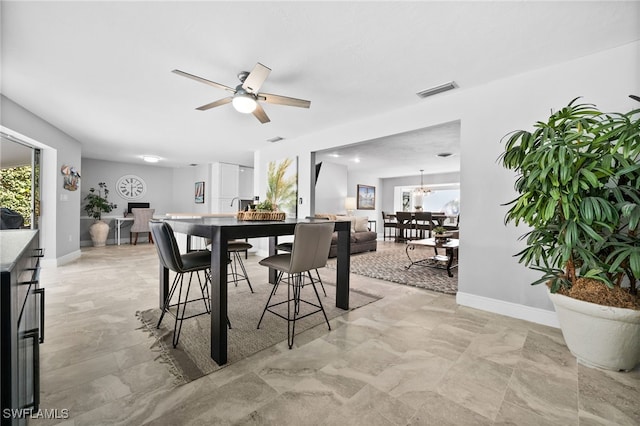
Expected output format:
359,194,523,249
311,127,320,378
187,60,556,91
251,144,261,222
289,222,335,274
149,221,183,272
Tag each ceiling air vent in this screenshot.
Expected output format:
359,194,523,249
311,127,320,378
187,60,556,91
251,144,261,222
267,136,284,143
416,81,458,99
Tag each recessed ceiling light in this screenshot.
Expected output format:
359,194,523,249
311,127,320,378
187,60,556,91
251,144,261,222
142,155,161,163
267,136,284,143
437,152,454,158
416,81,458,99
353,158,360,163
328,153,340,158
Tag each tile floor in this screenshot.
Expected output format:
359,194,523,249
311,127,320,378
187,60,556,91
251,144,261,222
32,242,639,425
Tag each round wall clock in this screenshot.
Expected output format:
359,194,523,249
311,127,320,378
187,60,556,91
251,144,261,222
116,174,147,200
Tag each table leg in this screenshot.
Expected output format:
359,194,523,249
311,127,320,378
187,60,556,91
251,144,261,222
268,236,277,284
446,247,454,277
159,264,169,309
210,230,228,365
116,220,121,246
336,228,350,309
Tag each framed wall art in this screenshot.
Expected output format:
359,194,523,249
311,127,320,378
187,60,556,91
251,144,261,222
266,157,298,218
357,184,375,210
195,181,205,204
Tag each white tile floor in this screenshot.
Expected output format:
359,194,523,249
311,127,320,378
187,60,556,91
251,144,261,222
33,242,639,425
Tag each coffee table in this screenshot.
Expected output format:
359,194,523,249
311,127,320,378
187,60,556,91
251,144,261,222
405,238,459,277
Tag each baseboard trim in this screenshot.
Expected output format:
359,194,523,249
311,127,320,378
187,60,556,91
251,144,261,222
45,249,81,267
456,292,560,328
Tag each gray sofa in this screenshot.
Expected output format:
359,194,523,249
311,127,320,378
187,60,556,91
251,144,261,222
315,214,378,258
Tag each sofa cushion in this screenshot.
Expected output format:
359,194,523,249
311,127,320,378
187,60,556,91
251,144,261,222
353,231,377,243
331,232,356,244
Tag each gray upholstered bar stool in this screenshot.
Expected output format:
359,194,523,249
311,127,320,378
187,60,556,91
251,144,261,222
150,221,229,348
257,222,335,349
274,241,326,296
227,240,254,293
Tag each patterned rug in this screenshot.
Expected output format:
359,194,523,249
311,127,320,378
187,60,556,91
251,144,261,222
326,242,458,294
136,278,380,384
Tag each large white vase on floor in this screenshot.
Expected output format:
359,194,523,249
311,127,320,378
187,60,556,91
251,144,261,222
548,289,640,371
89,220,110,247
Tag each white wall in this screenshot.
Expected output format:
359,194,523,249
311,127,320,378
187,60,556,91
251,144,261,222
2,95,82,264
347,171,381,225
171,164,211,215
79,158,174,245
80,159,174,214
255,41,640,326
315,161,348,214
457,41,640,324
381,171,461,215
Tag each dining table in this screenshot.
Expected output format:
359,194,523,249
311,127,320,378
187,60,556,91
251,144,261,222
161,216,352,365
389,212,450,226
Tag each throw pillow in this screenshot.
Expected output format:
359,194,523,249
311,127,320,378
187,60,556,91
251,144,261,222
354,216,369,232
335,215,356,232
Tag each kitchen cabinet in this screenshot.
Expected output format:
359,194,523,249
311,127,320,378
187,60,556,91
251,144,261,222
1,230,43,425
210,163,254,213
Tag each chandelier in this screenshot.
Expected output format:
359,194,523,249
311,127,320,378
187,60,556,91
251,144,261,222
413,169,432,195
412,169,431,211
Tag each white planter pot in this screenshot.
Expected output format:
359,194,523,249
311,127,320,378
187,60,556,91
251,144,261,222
548,289,640,371
89,220,110,247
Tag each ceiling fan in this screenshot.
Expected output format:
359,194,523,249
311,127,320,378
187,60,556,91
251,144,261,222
172,62,311,124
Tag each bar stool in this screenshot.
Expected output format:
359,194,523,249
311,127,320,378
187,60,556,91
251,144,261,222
257,222,335,349
275,241,326,296
228,240,254,293
150,221,231,347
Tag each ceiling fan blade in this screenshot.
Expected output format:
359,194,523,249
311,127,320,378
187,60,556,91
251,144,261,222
172,69,235,93
242,63,271,93
196,97,233,111
252,103,271,124
259,93,311,109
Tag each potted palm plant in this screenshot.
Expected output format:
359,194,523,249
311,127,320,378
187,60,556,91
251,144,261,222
84,182,117,246
500,97,640,371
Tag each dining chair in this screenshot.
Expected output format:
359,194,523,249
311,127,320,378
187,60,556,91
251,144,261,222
150,221,229,348
257,222,334,349
381,211,397,241
395,211,417,242
414,211,433,239
130,208,155,245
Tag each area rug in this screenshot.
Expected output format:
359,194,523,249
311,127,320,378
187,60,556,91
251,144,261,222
326,242,457,294
137,278,380,384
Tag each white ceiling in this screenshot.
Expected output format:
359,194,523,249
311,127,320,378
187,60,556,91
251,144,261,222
2,1,639,175
315,120,461,179
1,135,33,168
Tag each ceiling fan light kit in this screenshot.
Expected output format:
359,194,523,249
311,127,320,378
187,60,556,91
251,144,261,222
173,62,310,123
232,91,257,113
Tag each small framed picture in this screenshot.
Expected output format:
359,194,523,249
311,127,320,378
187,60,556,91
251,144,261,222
195,181,205,204
357,184,375,210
